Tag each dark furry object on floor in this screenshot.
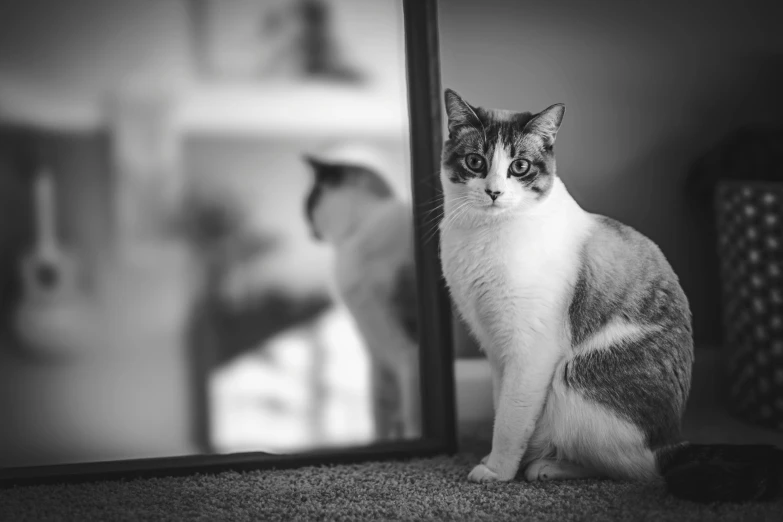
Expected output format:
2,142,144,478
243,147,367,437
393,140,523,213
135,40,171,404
662,444,783,503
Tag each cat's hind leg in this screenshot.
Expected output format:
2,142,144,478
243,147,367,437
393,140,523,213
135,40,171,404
371,362,402,440
395,348,422,439
524,459,603,482
519,392,605,482
543,358,660,482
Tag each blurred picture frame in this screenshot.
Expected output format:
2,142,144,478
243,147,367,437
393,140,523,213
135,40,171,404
188,0,364,83
0,0,456,487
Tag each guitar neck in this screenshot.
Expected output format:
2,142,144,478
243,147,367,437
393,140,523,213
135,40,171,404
34,169,61,257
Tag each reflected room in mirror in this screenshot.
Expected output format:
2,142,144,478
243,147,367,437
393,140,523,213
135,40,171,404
0,0,453,482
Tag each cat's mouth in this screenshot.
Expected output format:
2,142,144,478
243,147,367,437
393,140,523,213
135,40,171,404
481,199,510,212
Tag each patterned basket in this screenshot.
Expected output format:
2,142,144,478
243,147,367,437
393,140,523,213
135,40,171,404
714,180,783,431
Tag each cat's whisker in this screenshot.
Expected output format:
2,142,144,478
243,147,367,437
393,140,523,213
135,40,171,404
435,199,473,243
417,192,468,210
447,202,474,234
417,192,443,207
414,172,441,189
417,198,450,231
419,201,445,222
448,198,474,224
421,212,444,233
418,202,441,213
420,195,470,225
422,217,445,245
421,224,442,245
418,203,444,218
419,195,473,242
425,199,464,242
439,202,463,232
422,199,465,245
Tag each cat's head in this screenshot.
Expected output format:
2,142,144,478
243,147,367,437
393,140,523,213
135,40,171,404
303,155,393,243
440,89,565,218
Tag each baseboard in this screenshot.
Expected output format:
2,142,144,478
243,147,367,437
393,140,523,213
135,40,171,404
454,358,493,425
453,349,783,447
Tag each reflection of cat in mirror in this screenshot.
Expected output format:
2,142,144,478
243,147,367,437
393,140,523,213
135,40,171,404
303,153,421,441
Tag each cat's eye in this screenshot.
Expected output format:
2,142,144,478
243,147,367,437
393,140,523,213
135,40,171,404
509,159,531,177
464,153,486,173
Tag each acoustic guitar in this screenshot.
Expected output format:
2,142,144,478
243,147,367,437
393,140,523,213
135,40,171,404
18,166,78,304
13,166,88,359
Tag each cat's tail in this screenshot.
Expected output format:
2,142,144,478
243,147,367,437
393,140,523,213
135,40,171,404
656,442,783,503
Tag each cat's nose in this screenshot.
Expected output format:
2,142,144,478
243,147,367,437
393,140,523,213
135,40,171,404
485,189,502,201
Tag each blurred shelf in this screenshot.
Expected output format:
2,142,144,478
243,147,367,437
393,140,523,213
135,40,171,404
176,82,408,138
0,77,409,138
0,75,103,132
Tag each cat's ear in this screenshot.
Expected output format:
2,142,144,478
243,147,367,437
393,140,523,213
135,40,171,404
444,88,482,138
303,155,331,184
303,154,324,171
524,103,566,147
303,155,333,179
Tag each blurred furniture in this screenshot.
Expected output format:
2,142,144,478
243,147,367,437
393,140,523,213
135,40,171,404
690,128,783,432
190,0,362,83
0,122,198,467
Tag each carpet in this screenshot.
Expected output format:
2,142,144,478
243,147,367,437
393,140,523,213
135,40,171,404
2,349,782,521
1,437,781,522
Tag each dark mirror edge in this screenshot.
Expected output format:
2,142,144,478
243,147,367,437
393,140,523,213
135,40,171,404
0,440,444,488
403,0,457,452
0,0,456,489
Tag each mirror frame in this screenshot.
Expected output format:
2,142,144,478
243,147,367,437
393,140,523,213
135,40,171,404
0,0,455,488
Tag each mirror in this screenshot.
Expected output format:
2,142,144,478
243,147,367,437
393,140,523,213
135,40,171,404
0,0,453,484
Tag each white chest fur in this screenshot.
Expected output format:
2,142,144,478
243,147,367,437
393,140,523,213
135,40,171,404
440,181,592,355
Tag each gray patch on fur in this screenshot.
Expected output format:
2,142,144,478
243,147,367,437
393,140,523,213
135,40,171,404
565,216,694,450
390,262,419,342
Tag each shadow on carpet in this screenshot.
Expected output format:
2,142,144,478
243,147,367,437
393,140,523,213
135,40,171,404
1,437,781,522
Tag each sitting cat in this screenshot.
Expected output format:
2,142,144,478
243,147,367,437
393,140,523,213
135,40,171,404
438,88,782,503
303,150,421,441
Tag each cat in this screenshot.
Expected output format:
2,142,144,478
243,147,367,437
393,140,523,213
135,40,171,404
438,88,783,503
303,150,421,441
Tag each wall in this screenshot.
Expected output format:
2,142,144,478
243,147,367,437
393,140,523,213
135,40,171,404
438,0,783,345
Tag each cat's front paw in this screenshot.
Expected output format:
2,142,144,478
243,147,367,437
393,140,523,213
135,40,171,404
468,457,517,483
468,463,499,483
